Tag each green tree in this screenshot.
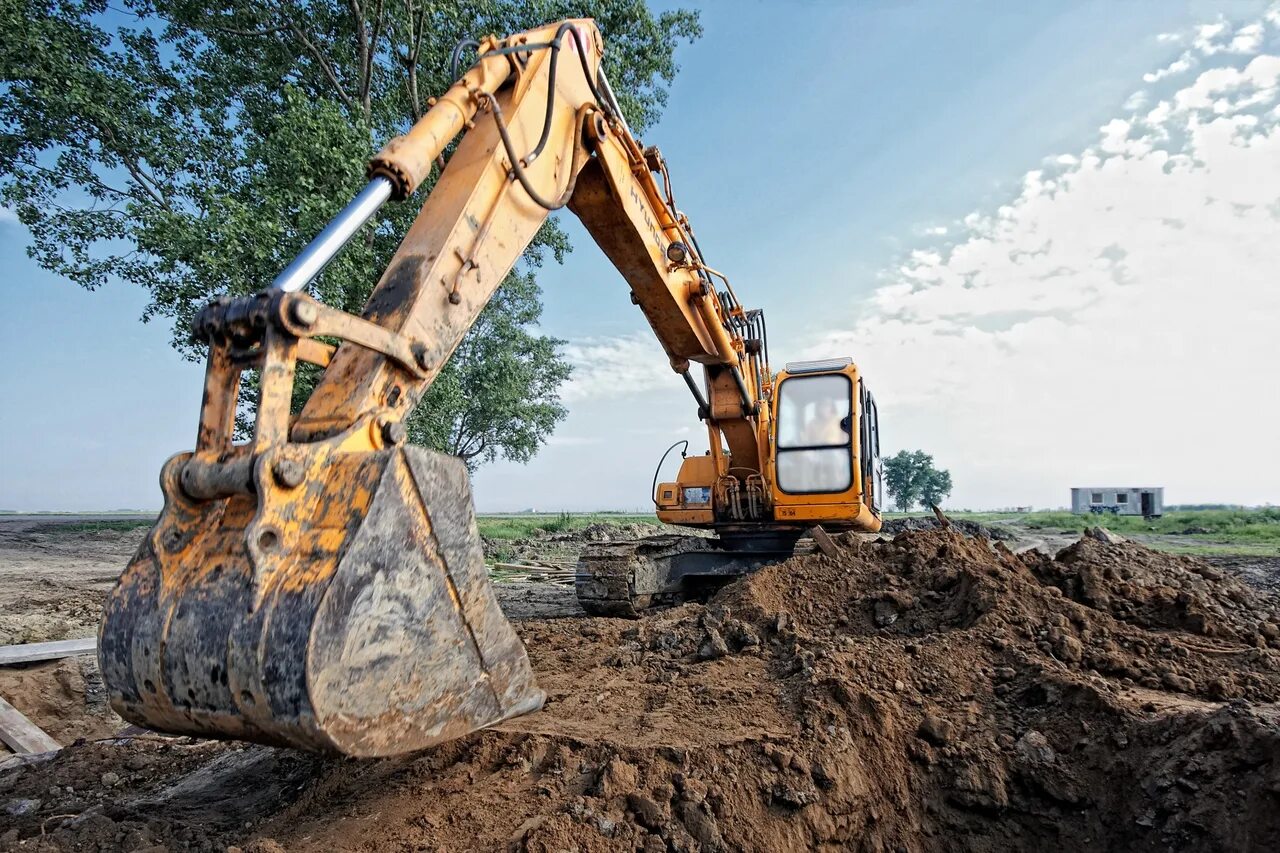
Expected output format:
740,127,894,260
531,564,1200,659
919,466,953,510
0,0,700,466
409,271,571,471
883,450,952,512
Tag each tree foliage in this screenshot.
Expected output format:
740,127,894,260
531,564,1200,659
408,271,572,471
1,0,700,466
883,450,953,512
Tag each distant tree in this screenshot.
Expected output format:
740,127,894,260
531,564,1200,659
883,451,920,512
920,465,953,510
0,0,700,468
883,450,952,512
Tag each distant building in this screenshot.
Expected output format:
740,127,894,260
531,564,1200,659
1070,487,1163,517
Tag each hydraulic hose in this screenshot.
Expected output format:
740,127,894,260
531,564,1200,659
651,440,689,506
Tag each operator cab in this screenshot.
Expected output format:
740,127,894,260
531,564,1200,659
771,357,881,530
655,356,882,534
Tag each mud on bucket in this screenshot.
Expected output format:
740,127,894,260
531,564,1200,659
99,446,545,757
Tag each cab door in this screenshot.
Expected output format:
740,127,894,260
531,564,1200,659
769,361,881,529
773,372,856,499
859,382,883,512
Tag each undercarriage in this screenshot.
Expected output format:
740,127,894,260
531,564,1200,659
574,532,809,617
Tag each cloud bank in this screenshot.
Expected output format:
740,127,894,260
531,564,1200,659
804,6,1280,507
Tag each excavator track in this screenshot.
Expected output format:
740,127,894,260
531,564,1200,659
575,534,800,617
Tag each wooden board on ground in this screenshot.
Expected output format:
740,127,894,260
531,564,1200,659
808,525,841,558
0,694,61,754
0,637,97,666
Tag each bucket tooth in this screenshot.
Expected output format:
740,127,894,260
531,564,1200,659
99,447,544,757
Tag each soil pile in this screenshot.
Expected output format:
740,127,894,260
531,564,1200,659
0,657,120,747
541,522,671,544
3,529,1279,852
880,516,1017,542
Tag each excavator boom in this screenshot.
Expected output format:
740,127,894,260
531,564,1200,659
100,18,877,757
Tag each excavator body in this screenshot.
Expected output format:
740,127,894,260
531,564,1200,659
578,358,882,616
655,357,883,532
99,18,883,756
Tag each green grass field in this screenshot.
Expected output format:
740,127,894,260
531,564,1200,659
476,512,657,540
22,508,1280,558
899,508,1280,556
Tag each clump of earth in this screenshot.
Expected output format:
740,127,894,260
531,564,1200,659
3,529,1279,851
880,515,1018,541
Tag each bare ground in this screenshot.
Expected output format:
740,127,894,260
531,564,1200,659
0,519,1278,851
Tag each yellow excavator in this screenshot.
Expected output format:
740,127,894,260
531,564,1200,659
99,19,883,758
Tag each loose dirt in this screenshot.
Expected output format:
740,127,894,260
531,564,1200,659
0,519,140,646
880,516,1017,542
2,527,1278,851
1201,555,1280,596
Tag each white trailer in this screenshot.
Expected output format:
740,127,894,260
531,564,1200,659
1070,487,1163,518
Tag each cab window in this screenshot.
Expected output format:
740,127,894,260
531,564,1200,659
775,374,853,494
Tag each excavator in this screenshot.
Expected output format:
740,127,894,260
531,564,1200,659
99,18,883,758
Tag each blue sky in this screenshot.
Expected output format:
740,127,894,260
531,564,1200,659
3,0,1278,511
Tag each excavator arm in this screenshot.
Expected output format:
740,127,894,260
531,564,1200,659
100,19,773,758
293,19,767,477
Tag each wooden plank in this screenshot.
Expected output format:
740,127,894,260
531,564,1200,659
808,525,842,558
0,637,97,666
0,694,61,754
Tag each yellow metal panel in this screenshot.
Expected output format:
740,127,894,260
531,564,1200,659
676,454,717,486
656,508,716,526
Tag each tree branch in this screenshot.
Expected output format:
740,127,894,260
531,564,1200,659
459,437,487,460
348,0,369,117
28,163,131,203
273,8,356,110
400,0,428,119
361,0,386,117
206,22,287,38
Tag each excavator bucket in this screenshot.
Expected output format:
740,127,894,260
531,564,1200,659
99,446,544,757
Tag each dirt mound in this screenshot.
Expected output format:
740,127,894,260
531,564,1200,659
1040,537,1277,647
3,530,1279,852
0,657,122,749
0,581,104,645
881,516,1017,541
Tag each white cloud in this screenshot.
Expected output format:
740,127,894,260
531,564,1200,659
1122,90,1149,111
1144,52,1195,83
1172,55,1280,113
1193,20,1231,54
1229,22,1265,53
560,332,675,401
807,8,1280,507
0,207,18,225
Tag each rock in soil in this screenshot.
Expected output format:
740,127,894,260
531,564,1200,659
2,530,1279,852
